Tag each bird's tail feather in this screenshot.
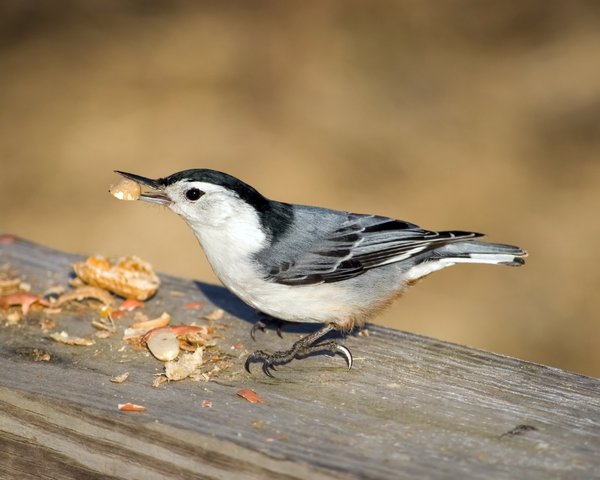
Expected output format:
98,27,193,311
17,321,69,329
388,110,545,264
432,240,527,266
404,239,527,283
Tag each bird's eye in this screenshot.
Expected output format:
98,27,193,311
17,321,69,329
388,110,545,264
185,188,203,201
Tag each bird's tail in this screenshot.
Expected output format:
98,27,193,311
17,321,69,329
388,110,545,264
431,240,527,267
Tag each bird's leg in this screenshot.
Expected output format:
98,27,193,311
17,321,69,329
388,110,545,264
245,323,353,377
250,313,284,341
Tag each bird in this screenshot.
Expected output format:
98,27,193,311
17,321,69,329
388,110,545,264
113,169,527,376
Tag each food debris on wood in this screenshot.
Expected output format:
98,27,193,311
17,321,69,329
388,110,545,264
138,322,225,383
164,348,204,381
5,311,21,325
0,249,229,385
203,308,224,322
0,277,22,294
0,292,49,315
33,349,52,362
183,301,205,310
236,389,264,404
252,420,264,429
130,311,148,323
68,277,85,288
131,312,171,331
39,317,56,332
15,347,52,362
109,178,141,201
91,315,116,333
53,286,114,307
146,329,180,361
110,372,130,384
118,402,146,412
140,324,209,344
152,376,168,388
42,285,65,302
123,312,171,340
104,307,125,321
49,331,95,346
43,307,62,315
119,298,144,311
178,326,216,351
73,255,160,301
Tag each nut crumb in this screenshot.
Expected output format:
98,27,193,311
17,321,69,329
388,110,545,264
164,348,204,381
118,402,145,412
50,331,95,346
110,372,130,383
109,179,141,201
203,308,224,321
236,389,264,404
152,375,168,388
5,311,21,325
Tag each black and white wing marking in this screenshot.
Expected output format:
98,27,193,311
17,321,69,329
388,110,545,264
265,214,482,285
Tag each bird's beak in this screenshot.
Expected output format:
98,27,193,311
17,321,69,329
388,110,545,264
114,170,171,206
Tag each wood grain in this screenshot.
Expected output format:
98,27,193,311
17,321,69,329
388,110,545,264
0,237,598,479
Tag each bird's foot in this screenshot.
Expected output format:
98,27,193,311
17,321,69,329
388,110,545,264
244,324,353,377
250,315,284,341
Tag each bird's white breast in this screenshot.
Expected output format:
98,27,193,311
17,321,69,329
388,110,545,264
192,226,357,323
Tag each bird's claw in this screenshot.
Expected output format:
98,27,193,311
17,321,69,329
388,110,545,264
250,317,284,341
263,362,275,377
335,344,354,370
250,322,266,341
244,350,277,377
244,341,353,377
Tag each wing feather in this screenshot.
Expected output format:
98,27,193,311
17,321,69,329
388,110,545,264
264,214,482,285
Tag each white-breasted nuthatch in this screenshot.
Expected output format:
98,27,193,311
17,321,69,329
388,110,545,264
114,169,527,376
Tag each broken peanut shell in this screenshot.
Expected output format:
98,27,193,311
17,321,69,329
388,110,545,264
146,329,180,361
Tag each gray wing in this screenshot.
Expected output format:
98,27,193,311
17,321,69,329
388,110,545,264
264,213,482,285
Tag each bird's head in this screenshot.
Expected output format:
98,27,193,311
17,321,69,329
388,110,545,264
114,169,293,246
115,168,270,228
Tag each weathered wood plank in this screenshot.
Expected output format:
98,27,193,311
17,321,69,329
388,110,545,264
0,237,599,479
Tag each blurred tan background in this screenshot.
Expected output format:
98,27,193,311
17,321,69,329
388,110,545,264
1,1,599,376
